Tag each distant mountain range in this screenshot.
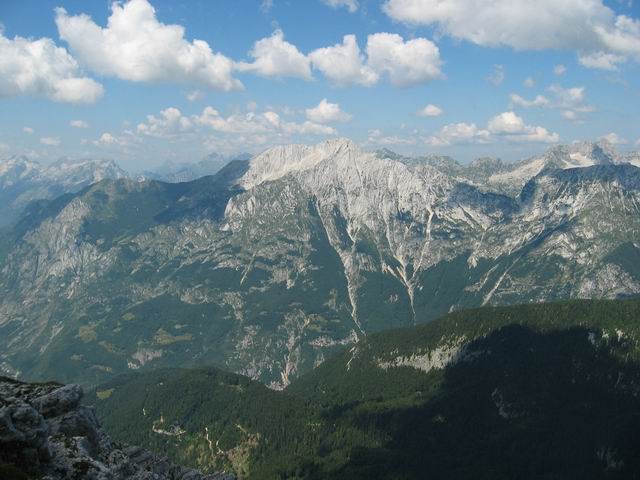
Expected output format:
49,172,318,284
138,152,251,183
0,156,128,227
0,152,251,228
1,139,640,390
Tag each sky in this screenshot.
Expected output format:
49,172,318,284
0,0,639,171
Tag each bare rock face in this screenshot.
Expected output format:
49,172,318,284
0,377,234,480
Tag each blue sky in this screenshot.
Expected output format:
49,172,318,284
0,0,639,171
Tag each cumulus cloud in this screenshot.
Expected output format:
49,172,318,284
137,107,193,137
418,104,443,117
95,133,118,145
309,35,378,86
0,32,103,103
23,127,34,134
308,33,442,87
132,106,337,144
382,0,640,69
320,0,359,12
427,112,559,146
426,123,491,146
488,111,559,143
600,132,628,145
524,77,535,87
367,128,418,145
40,137,61,146
578,52,626,70
305,99,352,124
70,120,89,129
510,85,594,122
236,30,312,80
509,93,551,108
55,0,242,91
548,85,594,112
366,33,443,86
195,107,336,136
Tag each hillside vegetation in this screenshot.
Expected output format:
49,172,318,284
93,298,640,479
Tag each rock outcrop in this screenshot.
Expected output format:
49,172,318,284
0,377,234,480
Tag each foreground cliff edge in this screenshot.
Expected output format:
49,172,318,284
0,377,234,480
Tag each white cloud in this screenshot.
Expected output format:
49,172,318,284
578,52,626,70
554,64,567,76
426,122,491,146
305,99,352,124
487,64,505,86
488,111,559,142
418,104,443,117
23,127,34,134
260,0,274,13
55,0,241,91
186,90,204,102
40,137,61,146
367,129,417,145
96,133,117,145
600,132,628,144
137,107,193,137
70,120,89,129
0,31,103,103
309,35,378,86
524,77,535,87
366,33,442,87
513,85,594,121
548,85,594,112
509,93,551,108
132,105,337,146
310,33,442,87
488,111,526,134
320,0,359,12
92,131,136,147
636,138,640,146
427,112,558,146
382,0,640,69
236,30,312,80
195,107,336,136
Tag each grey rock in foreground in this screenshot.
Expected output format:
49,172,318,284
0,377,234,480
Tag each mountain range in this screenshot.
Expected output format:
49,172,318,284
1,139,640,390
0,156,128,227
138,153,252,183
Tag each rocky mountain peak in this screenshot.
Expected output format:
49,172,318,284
239,138,363,189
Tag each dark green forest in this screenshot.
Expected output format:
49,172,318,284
93,298,640,479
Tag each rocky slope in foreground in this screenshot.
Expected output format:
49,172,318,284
0,377,233,480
